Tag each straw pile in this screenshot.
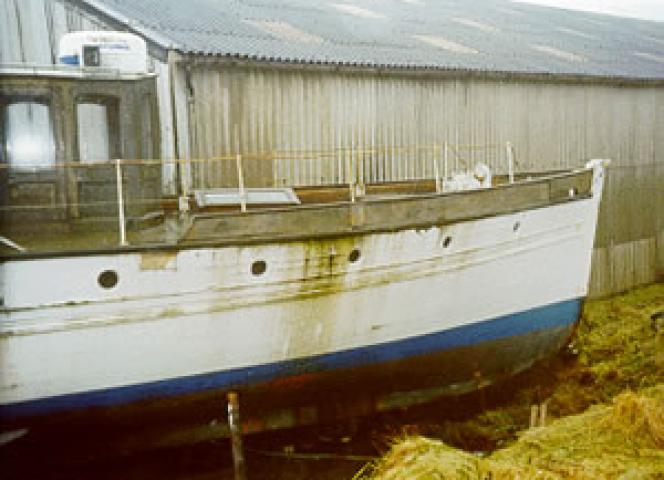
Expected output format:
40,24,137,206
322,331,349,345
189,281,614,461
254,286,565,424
359,386,664,479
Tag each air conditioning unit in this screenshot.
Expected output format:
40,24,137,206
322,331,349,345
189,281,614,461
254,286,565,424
58,31,148,74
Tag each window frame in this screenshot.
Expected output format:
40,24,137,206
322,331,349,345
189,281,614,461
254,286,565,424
74,94,121,164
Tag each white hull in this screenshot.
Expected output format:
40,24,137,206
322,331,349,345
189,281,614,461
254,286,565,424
0,163,606,416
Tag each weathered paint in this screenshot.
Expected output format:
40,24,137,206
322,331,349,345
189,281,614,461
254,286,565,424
0,164,605,414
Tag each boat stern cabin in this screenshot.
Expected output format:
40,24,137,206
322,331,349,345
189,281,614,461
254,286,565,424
0,65,161,246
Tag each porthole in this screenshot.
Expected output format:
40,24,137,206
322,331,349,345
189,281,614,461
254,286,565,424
513,221,521,232
348,248,361,263
251,260,267,276
98,270,118,289
442,236,452,248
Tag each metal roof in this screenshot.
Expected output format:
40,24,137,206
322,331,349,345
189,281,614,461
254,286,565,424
78,0,664,79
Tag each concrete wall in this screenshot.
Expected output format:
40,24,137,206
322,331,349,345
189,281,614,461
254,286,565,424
1,0,662,297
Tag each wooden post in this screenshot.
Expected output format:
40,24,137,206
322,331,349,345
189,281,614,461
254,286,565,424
227,391,247,480
115,159,128,246
529,401,548,428
539,400,548,427
529,404,539,429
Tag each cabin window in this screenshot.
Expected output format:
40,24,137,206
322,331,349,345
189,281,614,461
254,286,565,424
2,101,56,170
76,97,120,164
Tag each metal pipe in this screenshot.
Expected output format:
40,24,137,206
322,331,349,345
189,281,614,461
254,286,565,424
115,159,128,246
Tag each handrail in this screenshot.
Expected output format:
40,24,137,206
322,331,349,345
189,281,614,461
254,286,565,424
0,142,509,170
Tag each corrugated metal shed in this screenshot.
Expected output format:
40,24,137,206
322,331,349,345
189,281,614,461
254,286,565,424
71,0,664,79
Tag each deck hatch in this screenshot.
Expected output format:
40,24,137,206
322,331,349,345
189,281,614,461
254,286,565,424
194,188,300,207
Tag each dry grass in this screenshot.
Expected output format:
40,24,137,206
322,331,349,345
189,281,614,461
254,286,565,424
359,387,664,479
356,284,664,479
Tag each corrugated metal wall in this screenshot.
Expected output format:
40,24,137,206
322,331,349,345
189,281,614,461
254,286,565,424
1,0,662,297
184,66,522,189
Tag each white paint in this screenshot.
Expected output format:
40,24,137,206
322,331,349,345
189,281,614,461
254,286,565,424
0,164,606,405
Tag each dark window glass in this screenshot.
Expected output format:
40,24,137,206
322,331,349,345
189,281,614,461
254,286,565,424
83,45,101,67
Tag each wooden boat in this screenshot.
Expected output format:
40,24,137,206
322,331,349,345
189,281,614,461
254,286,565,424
0,62,607,443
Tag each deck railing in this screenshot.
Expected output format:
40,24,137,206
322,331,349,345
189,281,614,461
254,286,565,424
0,142,517,252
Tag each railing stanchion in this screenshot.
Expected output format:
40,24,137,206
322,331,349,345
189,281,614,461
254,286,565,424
506,141,515,184
443,141,449,192
433,143,441,193
346,145,355,203
115,158,128,246
235,127,247,213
